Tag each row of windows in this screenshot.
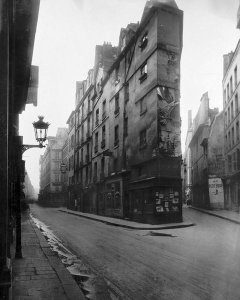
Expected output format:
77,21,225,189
224,65,238,105
224,93,239,127
227,149,240,173
225,121,240,150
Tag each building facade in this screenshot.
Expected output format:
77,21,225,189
68,0,183,223
0,0,40,297
189,92,221,208
223,43,240,211
39,128,68,206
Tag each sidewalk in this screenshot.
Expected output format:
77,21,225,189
190,206,240,225
59,208,194,230
12,212,86,300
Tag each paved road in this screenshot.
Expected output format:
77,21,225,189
30,204,240,300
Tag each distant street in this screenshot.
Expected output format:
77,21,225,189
30,204,240,300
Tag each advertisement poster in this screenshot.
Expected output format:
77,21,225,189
208,177,224,206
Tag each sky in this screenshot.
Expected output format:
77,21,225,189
20,0,240,192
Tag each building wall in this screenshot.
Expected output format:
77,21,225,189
223,41,240,211
39,128,68,206
67,0,183,223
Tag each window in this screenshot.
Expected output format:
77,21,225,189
227,83,229,100
228,131,231,148
101,126,106,148
87,117,90,136
225,135,228,150
125,82,129,102
228,155,232,172
86,166,88,184
224,112,227,128
231,101,233,120
94,162,97,180
139,62,148,83
228,107,230,124
233,151,237,171
82,103,84,119
237,149,240,170
237,122,240,142
224,89,226,106
95,109,99,126
95,132,98,153
114,125,119,147
139,129,147,147
124,117,128,137
102,100,106,119
88,95,91,113
115,65,120,84
101,157,105,176
139,31,148,50
230,76,233,95
234,66,238,88
235,93,238,116
232,127,235,145
140,98,147,115
81,148,83,163
115,94,120,115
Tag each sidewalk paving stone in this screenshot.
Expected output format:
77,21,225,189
12,212,86,300
59,208,194,230
190,206,240,224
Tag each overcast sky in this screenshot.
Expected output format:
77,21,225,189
20,0,240,191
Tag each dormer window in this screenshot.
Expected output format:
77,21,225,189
139,32,148,50
139,62,148,83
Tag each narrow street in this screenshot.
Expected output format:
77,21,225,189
30,204,240,300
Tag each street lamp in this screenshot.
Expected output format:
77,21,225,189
21,116,50,153
15,116,50,259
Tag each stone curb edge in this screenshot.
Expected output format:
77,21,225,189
58,209,195,230
190,206,240,225
29,217,86,300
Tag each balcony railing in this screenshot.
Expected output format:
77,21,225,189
95,119,99,127
94,145,98,153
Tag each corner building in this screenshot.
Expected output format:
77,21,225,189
74,0,183,223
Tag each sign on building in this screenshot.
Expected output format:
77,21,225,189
208,176,224,208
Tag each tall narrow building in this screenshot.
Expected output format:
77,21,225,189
70,0,183,223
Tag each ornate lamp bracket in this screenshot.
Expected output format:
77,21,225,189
21,144,45,154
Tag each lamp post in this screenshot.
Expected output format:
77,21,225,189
15,116,49,259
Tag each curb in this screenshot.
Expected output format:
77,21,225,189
30,218,86,300
59,209,195,230
190,206,240,225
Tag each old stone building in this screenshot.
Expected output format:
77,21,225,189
223,43,240,211
39,128,68,206
68,0,183,223
189,92,222,208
